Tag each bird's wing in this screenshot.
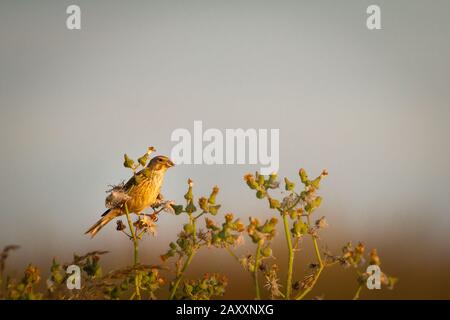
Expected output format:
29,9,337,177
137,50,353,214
123,168,150,191
123,173,138,191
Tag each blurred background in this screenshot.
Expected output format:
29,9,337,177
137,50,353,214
0,0,449,299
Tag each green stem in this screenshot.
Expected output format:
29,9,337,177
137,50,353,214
269,193,301,300
124,203,140,299
194,212,205,220
353,285,363,300
226,246,240,263
169,213,197,300
295,216,324,300
254,242,262,300
191,214,197,244
295,267,323,300
282,213,294,299
124,204,139,264
168,250,196,300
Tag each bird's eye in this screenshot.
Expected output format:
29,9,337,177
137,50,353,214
158,158,163,162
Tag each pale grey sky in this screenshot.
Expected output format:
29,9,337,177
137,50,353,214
0,0,449,268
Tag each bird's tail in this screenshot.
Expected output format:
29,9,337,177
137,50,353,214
85,208,122,238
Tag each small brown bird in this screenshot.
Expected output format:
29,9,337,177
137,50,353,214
85,155,175,237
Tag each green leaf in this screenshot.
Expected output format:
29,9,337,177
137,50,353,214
171,204,184,215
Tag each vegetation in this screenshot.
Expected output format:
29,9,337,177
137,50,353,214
0,148,396,300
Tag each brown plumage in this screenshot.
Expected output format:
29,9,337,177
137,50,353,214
85,155,174,237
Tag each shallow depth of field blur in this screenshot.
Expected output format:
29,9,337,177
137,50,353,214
0,0,449,299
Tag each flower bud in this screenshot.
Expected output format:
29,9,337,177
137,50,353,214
268,198,280,209
198,197,209,212
268,172,278,184
138,153,149,167
292,220,308,237
183,223,195,234
184,179,194,201
284,177,295,191
208,186,219,204
234,220,245,232
370,249,381,266
123,154,135,169
244,174,259,190
185,200,197,214
225,213,234,223
299,168,309,184
257,173,265,186
208,205,221,215
355,242,365,255
261,246,272,258
256,190,266,199
205,218,217,229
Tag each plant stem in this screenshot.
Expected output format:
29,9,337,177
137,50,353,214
168,213,197,300
168,250,196,300
124,204,139,264
282,213,294,299
254,242,262,300
270,193,301,300
353,285,363,300
295,267,323,300
124,203,141,299
191,214,197,244
226,246,240,263
295,215,325,300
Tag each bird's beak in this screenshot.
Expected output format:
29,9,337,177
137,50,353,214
167,159,175,167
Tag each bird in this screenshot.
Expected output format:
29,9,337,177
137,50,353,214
85,155,175,237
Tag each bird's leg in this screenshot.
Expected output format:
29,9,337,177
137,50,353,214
149,208,163,222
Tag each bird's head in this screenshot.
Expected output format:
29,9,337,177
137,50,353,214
147,155,175,172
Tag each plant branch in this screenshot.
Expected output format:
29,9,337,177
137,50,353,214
282,213,294,299
169,213,197,300
168,250,196,300
295,215,324,300
226,246,240,263
254,241,262,300
353,285,363,300
124,203,141,299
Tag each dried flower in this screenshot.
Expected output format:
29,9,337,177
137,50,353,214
116,220,126,231
134,216,157,235
264,265,283,299
315,216,328,229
